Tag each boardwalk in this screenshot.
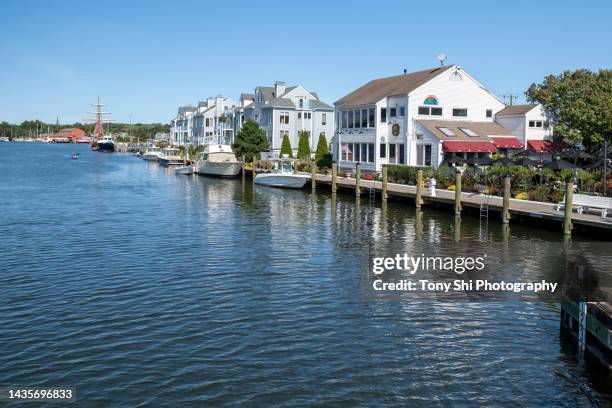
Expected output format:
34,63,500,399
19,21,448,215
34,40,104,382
312,174,612,232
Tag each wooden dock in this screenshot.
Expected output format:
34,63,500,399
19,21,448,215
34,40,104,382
311,173,612,233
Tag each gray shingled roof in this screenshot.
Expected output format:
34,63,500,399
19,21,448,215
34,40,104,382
310,100,333,110
496,104,537,116
178,106,196,115
270,98,295,108
335,66,454,108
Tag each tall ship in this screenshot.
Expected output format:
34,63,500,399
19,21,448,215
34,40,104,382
88,97,115,152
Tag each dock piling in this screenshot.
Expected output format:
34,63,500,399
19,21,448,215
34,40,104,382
416,169,423,209
382,166,388,202
454,169,462,215
563,180,574,235
503,175,511,224
331,162,338,193
355,162,361,196
311,161,317,191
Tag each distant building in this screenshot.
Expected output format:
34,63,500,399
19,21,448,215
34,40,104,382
235,81,334,157
170,96,237,147
154,132,170,142
58,128,86,142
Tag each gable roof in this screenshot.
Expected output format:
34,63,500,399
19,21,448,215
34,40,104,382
416,119,514,141
496,104,537,117
335,65,455,108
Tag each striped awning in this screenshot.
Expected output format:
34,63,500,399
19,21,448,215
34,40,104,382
442,141,497,153
490,137,523,149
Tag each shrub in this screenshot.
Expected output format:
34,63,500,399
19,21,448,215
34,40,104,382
315,133,329,161
297,131,310,160
316,153,333,169
387,165,432,185
280,134,293,158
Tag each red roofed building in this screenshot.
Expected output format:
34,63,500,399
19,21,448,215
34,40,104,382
57,128,87,142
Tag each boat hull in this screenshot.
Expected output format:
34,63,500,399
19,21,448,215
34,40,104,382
175,166,194,175
254,173,310,189
142,153,160,161
158,157,183,166
97,141,115,152
195,161,242,178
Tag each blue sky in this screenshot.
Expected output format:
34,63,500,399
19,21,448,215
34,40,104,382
1,0,610,124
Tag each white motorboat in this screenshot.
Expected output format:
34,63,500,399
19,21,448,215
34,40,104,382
195,144,242,178
254,158,310,189
175,165,194,175
142,145,162,161
158,147,183,166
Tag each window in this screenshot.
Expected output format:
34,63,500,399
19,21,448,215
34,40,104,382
368,143,375,163
298,112,302,119
348,111,354,128
418,107,430,115
342,111,348,128
305,112,311,119
361,109,368,127
529,120,543,128
355,143,361,162
400,106,405,116
347,143,353,161
279,113,289,124
355,110,361,128
389,144,396,161
368,108,375,127
381,108,387,122
416,144,432,166
431,107,442,116
486,109,492,118
398,144,405,164
390,107,397,118
453,108,468,117
322,113,326,126
380,143,386,158
299,98,304,108
459,127,478,137
341,143,347,161
437,127,456,137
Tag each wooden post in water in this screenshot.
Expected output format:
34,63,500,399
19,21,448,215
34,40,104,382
416,169,423,209
564,180,574,235
502,175,511,224
311,161,317,191
331,162,337,193
454,169,462,215
382,165,388,202
355,162,361,196
241,155,246,183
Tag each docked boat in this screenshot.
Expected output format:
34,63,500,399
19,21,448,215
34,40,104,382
96,135,115,152
142,146,162,161
194,144,242,178
158,147,183,166
175,165,194,175
254,158,310,189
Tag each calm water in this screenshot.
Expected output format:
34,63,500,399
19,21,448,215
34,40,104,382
0,143,610,407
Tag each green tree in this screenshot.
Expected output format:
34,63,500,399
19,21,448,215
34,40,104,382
526,69,612,146
280,134,293,158
315,133,328,161
232,120,269,162
297,131,310,160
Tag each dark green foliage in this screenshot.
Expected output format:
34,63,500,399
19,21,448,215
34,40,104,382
232,120,269,162
315,133,328,161
316,153,333,169
386,165,433,185
297,131,310,160
280,134,293,158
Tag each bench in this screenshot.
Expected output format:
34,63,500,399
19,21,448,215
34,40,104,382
556,194,612,218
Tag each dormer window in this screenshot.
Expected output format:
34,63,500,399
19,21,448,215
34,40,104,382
299,98,304,108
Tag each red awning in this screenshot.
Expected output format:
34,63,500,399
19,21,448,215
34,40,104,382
490,137,523,149
442,141,497,153
527,140,554,153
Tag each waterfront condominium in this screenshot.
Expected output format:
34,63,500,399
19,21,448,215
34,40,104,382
170,96,237,147
334,65,552,171
234,81,335,158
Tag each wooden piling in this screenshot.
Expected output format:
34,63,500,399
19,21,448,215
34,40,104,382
311,161,317,191
502,175,511,224
454,170,462,215
382,165,388,202
331,162,338,193
355,162,361,196
416,169,423,209
564,180,574,235
241,155,246,183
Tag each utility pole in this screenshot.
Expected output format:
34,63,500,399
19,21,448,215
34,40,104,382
503,94,519,106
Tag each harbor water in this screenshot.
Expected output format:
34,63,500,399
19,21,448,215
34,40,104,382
0,143,610,407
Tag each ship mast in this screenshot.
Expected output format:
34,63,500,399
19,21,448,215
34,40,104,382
86,97,112,142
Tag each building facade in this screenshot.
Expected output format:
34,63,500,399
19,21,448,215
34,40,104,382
334,65,551,171
235,82,334,157
170,96,237,147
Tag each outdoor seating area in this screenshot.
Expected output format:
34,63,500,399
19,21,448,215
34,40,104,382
556,194,612,218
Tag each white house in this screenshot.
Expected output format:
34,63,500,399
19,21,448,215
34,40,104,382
495,104,554,155
334,65,549,170
237,81,334,157
170,96,237,147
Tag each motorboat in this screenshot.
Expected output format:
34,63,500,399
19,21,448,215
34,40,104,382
175,165,194,175
194,144,242,177
158,147,183,166
142,145,162,161
95,135,115,152
254,158,310,188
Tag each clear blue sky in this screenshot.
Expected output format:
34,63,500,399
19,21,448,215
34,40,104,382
1,0,610,124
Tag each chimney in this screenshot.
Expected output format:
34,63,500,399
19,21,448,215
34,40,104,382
207,97,214,107
274,81,286,97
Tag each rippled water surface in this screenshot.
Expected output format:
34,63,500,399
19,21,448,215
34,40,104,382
1,143,610,407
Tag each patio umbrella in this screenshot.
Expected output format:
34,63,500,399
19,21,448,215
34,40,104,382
492,157,514,166
563,150,594,160
513,156,538,167
542,158,581,170
444,156,465,165
475,156,494,166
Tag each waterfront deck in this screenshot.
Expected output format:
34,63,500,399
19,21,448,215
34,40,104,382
311,174,612,232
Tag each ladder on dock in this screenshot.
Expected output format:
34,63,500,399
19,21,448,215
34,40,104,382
368,183,376,203
479,193,490,221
